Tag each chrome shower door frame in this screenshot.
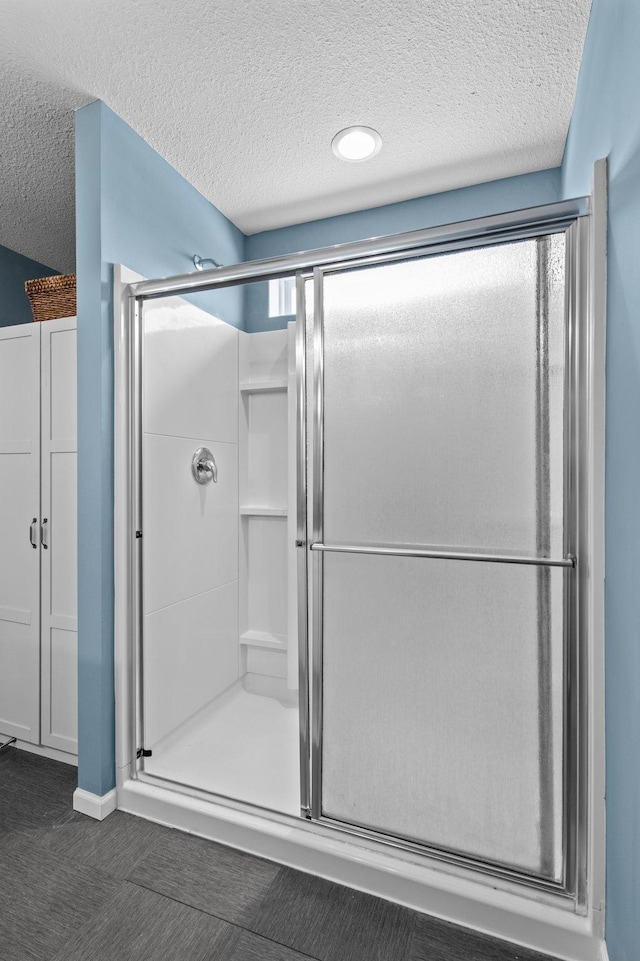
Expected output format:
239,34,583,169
122,195,595,912
306,219,589,902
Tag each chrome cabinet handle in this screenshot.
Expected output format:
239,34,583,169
41,518,48,549
29,518,38,549
191,447,218,485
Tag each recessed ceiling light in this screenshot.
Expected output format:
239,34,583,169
332,126,382,162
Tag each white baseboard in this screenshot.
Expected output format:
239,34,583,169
73,787,117,821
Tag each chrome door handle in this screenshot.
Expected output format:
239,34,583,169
29,518,38,549
191,447,218,485
41,518,48,549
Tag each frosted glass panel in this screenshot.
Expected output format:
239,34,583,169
321,552,564,880
322,236,565,555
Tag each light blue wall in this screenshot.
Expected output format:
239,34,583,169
75,100,244,797
244,168,562,332
98,103,245,329
0,243,57,327
562,2,640,958
75,101,111,796
246,167,562,261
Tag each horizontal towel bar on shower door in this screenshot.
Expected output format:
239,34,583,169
309,543,576,568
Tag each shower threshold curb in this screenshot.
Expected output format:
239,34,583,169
117,776,602,961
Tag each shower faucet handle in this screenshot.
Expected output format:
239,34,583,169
191,447,218,485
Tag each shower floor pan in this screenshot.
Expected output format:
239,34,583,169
143,679,300,816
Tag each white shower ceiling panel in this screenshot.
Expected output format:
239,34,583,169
0,0,592,270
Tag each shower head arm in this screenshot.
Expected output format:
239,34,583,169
193,254,223,271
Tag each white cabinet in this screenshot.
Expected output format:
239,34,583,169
0,323,42,743
40,318,78,754
0,317,77,757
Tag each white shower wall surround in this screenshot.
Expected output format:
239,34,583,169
141,293,296,756
142,298,240,749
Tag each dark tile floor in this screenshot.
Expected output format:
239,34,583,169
0,747,557,961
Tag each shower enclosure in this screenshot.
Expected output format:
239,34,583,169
119,196,598,911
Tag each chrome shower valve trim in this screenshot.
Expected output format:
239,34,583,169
191,447,218,484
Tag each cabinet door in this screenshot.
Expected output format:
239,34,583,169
40,317,77,754
0,324,41,743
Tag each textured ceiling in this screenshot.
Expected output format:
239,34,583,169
0,0,592,273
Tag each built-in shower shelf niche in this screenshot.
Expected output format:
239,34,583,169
238,323,297,695
240,394,288,508
239,379,288,393
239,629,287,651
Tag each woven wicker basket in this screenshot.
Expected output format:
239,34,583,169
25,274,76,322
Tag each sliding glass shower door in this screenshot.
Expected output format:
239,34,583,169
129,204,587,897
308,236,572,884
